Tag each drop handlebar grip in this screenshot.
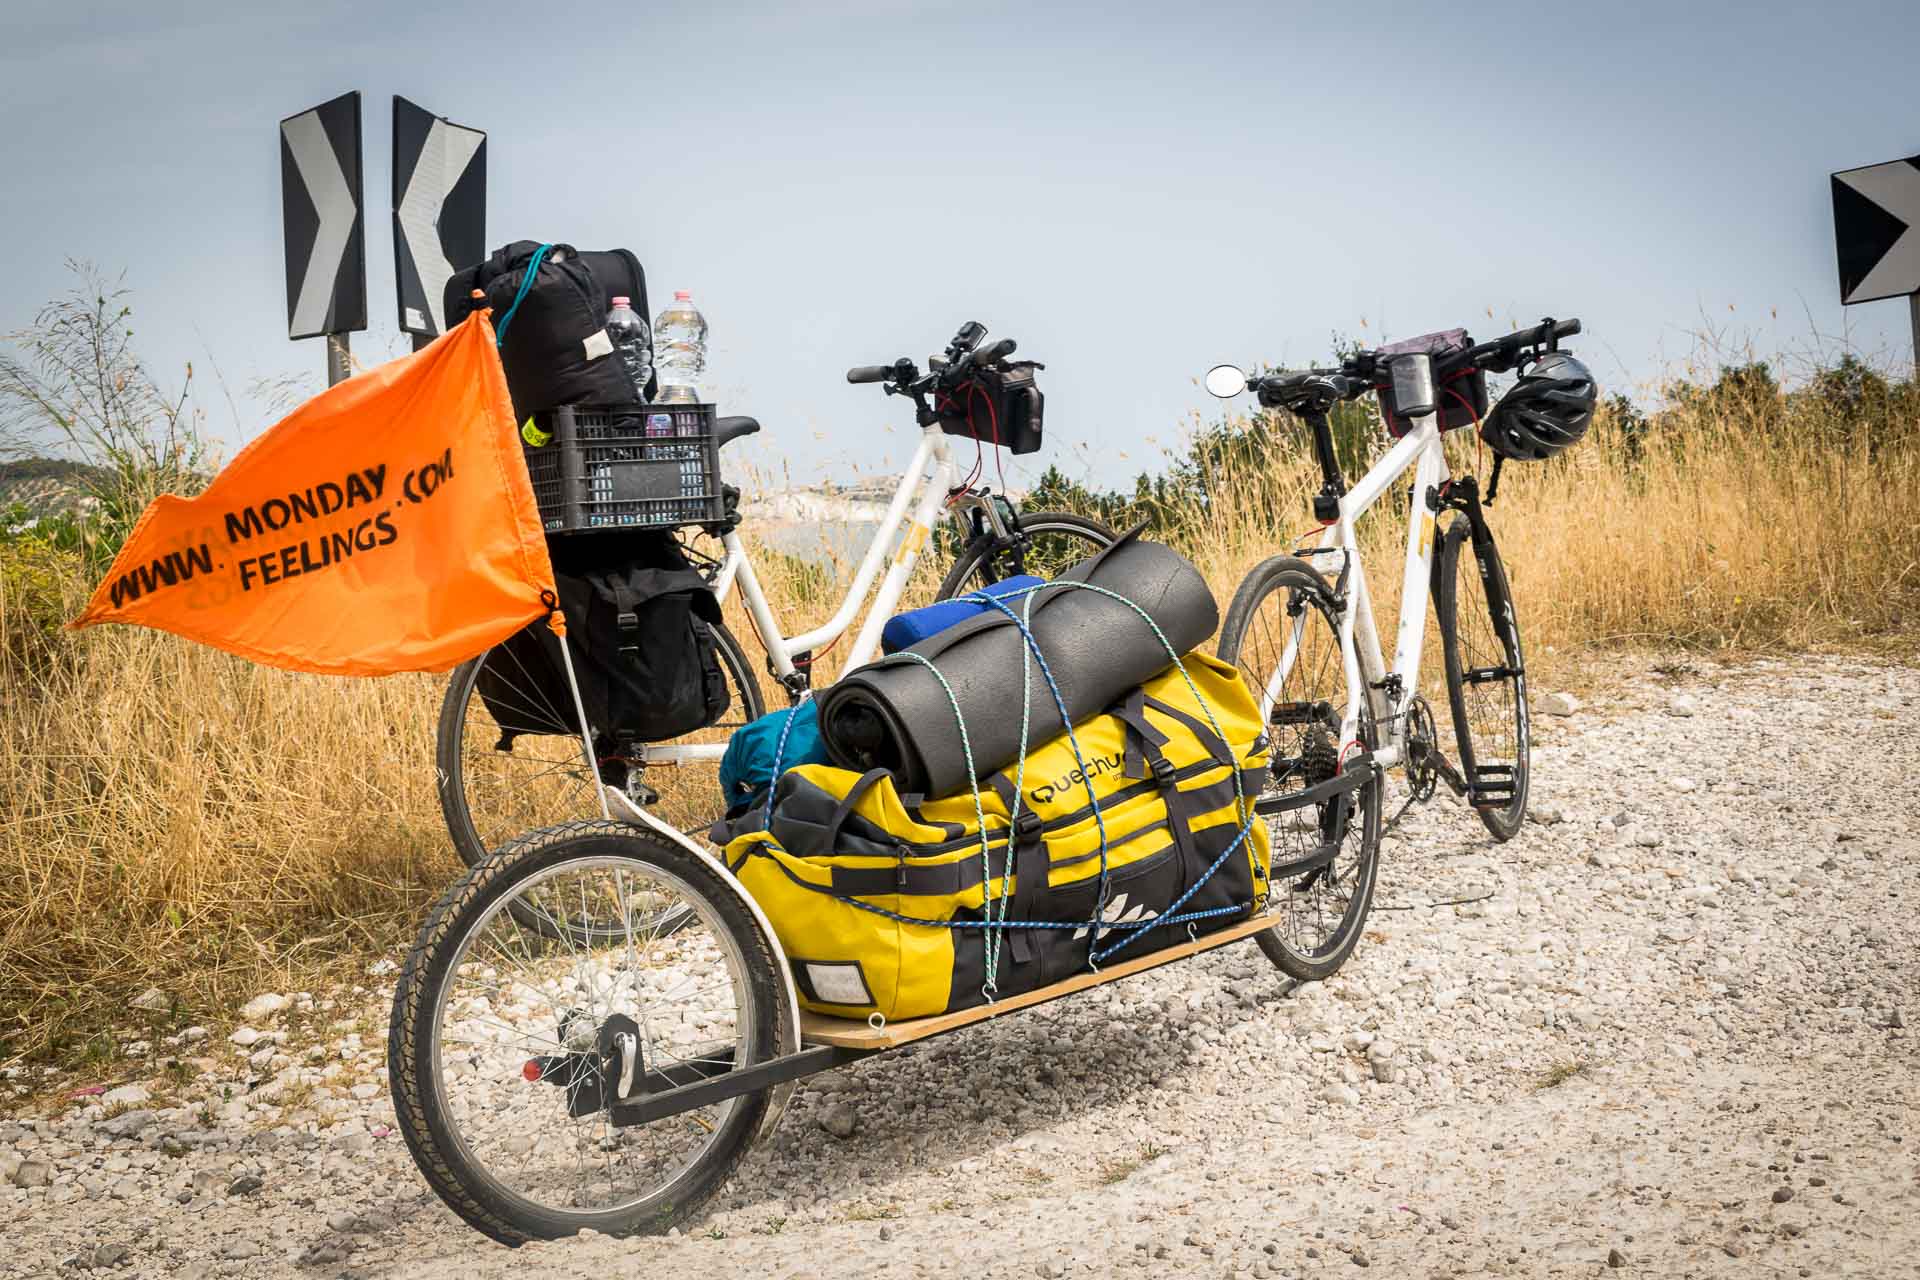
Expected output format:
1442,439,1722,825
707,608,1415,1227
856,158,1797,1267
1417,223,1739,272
847,365,893,385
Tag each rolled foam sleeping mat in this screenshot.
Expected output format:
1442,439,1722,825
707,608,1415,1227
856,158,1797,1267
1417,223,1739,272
816,527,1218,797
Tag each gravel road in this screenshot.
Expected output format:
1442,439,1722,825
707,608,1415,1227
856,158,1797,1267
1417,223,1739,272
4,655,1916,1278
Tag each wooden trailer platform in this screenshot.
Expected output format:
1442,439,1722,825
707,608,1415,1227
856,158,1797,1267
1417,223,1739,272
798,910,1281,1050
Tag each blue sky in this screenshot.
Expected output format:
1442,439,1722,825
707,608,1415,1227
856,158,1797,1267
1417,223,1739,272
4,0,1917,486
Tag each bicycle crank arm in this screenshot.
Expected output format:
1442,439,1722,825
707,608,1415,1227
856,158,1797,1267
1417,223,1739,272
1426,750,1470,797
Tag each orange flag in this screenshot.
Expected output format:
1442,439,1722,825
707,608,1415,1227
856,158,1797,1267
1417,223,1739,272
70,311,557,676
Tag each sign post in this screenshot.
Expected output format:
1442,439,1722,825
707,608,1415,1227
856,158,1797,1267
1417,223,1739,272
392,96,486,353
1831,153,1920,379
281,92,367,385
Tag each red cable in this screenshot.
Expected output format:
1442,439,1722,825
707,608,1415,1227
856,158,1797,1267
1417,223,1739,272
1445,386,1486,477
935,391,984,498
793,632,839,667
967,380,1008,494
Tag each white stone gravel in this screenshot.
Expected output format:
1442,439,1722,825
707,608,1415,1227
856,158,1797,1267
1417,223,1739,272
1,655,1915,1277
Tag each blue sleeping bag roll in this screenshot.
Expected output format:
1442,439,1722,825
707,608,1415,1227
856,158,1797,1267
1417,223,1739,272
880,575,1046,654
718,700,828,814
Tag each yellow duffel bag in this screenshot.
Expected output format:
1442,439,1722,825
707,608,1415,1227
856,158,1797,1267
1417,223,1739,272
723,653,1271,1022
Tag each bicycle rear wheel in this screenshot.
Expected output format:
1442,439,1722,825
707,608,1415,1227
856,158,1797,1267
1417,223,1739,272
1433,512,1530,840
1216,555,1381,982
436,620,765,869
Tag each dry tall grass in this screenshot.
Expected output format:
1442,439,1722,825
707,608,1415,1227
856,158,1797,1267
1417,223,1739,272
3,380,1916,1071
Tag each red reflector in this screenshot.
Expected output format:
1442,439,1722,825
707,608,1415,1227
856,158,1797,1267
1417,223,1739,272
522,1060,542,1083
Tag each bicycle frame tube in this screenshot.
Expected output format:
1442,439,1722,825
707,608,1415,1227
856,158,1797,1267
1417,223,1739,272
642,427,956,766
1303,413,1451,770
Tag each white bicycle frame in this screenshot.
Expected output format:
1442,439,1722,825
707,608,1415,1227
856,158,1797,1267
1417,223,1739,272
1262,406,1454,775
641,424,964,765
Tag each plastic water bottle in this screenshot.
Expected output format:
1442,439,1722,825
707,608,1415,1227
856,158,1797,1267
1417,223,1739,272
605,296,652,400
653,291,708,404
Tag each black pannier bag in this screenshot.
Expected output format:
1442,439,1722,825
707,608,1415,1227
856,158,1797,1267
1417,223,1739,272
475,529,728,750
937,360,1044,454
1372,328,1488,438
444,241,656,421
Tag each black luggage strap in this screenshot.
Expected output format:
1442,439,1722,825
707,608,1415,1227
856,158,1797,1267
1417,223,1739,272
1140,694,1234,768
822,770,1018,899
1110,689,1171,781
830,855,997,898
1005,809,1047,965
899,792,965,840
980,774,1046,964
823,769,893,848
607,577,642,658
1113,690,1201,885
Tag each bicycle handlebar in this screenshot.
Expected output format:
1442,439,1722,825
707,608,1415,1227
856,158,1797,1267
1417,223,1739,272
1248,316,1584,409
1447,316,1580,375
846,322,1021,393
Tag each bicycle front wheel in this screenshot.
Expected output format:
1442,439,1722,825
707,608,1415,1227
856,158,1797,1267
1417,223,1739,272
1216,555,1382,982
387,822,786,1245
934,510,1117,600
436,620,766,868
1433,512,1530,840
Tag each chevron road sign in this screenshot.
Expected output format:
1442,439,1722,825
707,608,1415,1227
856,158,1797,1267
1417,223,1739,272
392,97,486,344
1831,153,1920,375
280,92,366,382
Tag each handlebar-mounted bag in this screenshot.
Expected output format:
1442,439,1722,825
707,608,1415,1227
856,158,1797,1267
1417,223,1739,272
937,360,1044,455
1373,329,1488,438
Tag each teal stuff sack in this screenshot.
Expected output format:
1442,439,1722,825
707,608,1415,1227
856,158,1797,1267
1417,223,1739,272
718,700,828,817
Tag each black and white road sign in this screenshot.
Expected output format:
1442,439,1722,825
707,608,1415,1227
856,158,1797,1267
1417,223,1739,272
1832,154,1920,306
279,92,367,340
392,97,486,338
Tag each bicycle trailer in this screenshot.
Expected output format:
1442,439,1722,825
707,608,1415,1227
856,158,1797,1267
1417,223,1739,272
726,653,1272,1020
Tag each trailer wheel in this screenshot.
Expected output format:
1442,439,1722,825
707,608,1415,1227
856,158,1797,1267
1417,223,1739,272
387,821,786,1245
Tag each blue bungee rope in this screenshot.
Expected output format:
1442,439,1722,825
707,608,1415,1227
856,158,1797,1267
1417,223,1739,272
761,691,812,827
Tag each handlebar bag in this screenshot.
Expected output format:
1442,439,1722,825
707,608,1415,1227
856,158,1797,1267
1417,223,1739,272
723,653,1271,1021
1373,329,1488,438
474,528,728,749
937,361,1044,455
445,241,656,421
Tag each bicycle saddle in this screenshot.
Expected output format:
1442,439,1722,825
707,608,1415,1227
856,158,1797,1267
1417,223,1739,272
714,415,760,449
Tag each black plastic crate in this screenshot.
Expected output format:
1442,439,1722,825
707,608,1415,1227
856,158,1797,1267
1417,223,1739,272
521,404,726,534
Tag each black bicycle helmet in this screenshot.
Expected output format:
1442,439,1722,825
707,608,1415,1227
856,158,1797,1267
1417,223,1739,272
1482,351,1596,461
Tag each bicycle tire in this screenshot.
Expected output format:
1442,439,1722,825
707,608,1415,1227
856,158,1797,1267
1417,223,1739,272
933,510,1118,601
1216,555,1382,982
1433,512,1530,841
386,821,785,1245
436,619,766,871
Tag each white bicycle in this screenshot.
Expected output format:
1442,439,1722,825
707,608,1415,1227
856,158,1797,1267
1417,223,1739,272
1204,316,1583,980
437,321,1115,865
